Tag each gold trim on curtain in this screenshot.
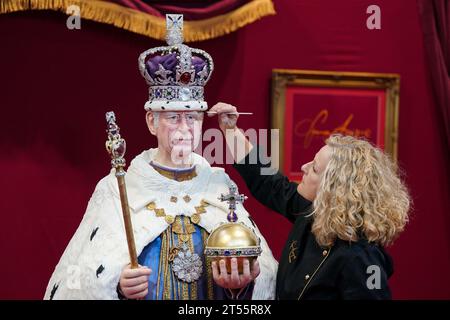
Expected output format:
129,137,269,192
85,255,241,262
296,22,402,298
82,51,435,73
0,0,276,42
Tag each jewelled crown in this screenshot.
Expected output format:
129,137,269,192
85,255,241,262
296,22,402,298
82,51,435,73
138,14,214,112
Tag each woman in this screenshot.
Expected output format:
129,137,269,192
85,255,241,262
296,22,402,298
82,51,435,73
209,102,411,300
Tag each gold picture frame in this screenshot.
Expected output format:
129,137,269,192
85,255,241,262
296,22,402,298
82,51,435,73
271,69,400,179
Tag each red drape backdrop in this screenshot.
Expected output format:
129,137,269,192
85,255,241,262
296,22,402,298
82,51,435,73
417,0,450,167
0,0,449,299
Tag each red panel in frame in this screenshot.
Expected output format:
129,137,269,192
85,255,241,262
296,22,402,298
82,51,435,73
284,87,386,181
271,70,400,182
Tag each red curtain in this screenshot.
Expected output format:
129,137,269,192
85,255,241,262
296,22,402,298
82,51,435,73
417,0,450,158
111,0,251,20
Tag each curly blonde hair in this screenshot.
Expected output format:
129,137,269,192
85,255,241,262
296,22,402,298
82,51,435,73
311,135,411,247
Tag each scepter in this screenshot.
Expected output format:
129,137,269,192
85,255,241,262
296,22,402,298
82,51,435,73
105,111,138,268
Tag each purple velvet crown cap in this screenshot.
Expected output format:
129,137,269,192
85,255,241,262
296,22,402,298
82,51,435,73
146,53,206,79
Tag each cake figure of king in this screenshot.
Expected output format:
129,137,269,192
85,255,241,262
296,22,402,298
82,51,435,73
44,14,278,300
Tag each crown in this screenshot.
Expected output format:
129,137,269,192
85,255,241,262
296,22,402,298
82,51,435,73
138,14,214,112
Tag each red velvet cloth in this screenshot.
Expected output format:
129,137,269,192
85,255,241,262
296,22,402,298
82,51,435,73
417,0,450,162
110,0,250,20
0,0,450,299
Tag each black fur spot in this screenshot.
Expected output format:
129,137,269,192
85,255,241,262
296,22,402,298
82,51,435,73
96,265,105,278
90,227,99,241
49,283,59,300
185,105,190,108
161,106,165,110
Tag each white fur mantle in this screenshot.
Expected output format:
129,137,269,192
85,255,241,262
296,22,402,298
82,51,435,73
44,149,278,300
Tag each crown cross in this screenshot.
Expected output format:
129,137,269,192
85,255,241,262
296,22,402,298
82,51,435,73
166,14,183,46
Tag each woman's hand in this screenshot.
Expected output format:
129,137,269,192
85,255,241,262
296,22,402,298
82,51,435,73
118,264,152,299
208,102,239,133
212,258,260,289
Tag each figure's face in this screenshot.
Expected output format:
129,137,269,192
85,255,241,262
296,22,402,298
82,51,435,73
146,111,204,164
297,145,332,201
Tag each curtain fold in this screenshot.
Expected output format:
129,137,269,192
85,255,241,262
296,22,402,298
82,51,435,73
417,0,450,155
111,0,250,20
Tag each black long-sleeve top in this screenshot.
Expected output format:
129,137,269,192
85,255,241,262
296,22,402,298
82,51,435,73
233,146,394,300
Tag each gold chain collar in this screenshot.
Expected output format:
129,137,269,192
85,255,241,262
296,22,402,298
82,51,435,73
146,199,209,226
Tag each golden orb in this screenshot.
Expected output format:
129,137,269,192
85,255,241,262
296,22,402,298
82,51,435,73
205,222,262,274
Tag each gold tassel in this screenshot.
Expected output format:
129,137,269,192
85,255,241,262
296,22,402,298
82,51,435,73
184,0,277,41
0,0,276,42
0,0,31,14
